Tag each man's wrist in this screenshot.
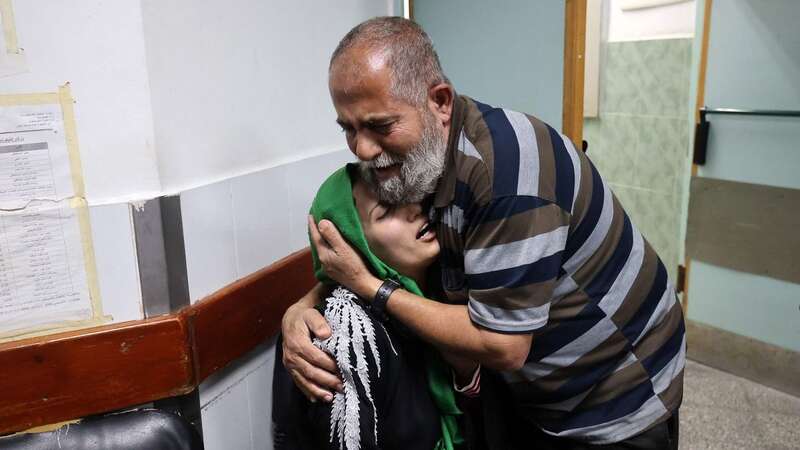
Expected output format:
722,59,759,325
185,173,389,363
286,283,325,320
357,276,383,302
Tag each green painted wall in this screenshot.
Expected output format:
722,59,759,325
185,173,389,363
413,0,564,129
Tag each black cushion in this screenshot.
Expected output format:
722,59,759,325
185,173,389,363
0,409,202,450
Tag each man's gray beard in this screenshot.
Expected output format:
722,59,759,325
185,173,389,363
358,114,447,205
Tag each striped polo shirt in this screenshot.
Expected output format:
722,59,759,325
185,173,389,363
431,95,685,443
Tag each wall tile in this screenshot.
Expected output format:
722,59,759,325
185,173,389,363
639,39,692,118
231,166,292,277
285,150,354,251
181,180,238,303
603,42,648,115
609,184,679,280
607,183,635,214
89,203,143,322
201,377,253,450
246,339,276,450
634,117,686,194
602,39,692,118
199,340,274,408
198,340,276,449
585,114,639,187
587,38,693,284
637,192,679,279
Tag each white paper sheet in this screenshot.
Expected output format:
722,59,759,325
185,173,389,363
0,103,74,208
0,202,93,333
0,100,96,337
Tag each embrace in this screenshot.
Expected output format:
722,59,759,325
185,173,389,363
273,17,684,450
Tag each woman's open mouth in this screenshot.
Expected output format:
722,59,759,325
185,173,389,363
416,221,436,241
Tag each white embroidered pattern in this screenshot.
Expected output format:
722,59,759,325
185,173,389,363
313,286,396,450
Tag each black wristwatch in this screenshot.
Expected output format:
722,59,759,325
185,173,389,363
371,279,401,322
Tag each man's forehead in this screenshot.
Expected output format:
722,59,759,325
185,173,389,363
331,44,388,76
330,49,393,98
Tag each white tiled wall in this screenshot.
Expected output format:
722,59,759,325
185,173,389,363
181,179,238,303
231,166,292,277
286,151,357,251
179,149,352,449
89,203,143,323
200,371,253,450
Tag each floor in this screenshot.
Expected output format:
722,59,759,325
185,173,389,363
681,359,800,449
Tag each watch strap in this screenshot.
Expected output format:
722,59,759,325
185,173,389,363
371,279,400,322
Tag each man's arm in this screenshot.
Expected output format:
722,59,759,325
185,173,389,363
440,352,480,387
280,282,343,402
312,218,532,371
352,273,531,371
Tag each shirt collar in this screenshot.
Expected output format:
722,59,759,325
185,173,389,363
432,94,467,209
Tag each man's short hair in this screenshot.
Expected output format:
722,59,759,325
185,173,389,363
330,17,450,107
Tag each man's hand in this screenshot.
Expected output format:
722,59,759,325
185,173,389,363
308,216,380,299
281,285,343,402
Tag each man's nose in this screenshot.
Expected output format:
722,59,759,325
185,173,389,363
406,203,423,221
353,133,382,161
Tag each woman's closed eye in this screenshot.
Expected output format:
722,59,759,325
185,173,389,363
375,204,394,220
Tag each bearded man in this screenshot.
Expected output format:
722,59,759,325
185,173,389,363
281,16,684,449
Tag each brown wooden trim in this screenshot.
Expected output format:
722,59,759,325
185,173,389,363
694,0,713,124
675,265,686,294
0,315,193,434
563,0,587,146
0,248,314,435
681,259,690,311
684,0,713,311
191,248,316,381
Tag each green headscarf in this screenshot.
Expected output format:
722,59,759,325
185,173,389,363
309,164,463,450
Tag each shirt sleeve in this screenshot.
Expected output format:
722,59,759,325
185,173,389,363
463,195,571,333
453,364,481,397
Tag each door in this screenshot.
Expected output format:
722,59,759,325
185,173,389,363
684,0,800,394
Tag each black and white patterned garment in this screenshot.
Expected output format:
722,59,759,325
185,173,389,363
273,286,441,450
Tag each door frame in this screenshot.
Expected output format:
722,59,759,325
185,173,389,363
683,0,713,311
563,0,587,146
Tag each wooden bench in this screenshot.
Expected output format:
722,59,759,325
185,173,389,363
0,248,315,435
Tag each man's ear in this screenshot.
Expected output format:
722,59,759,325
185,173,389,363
427,83,454,126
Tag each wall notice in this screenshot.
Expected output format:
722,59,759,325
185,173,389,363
0,89,103,339
0,202,94,334
0,102,75,205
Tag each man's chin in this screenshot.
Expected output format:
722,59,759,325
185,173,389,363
374,181,403,204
